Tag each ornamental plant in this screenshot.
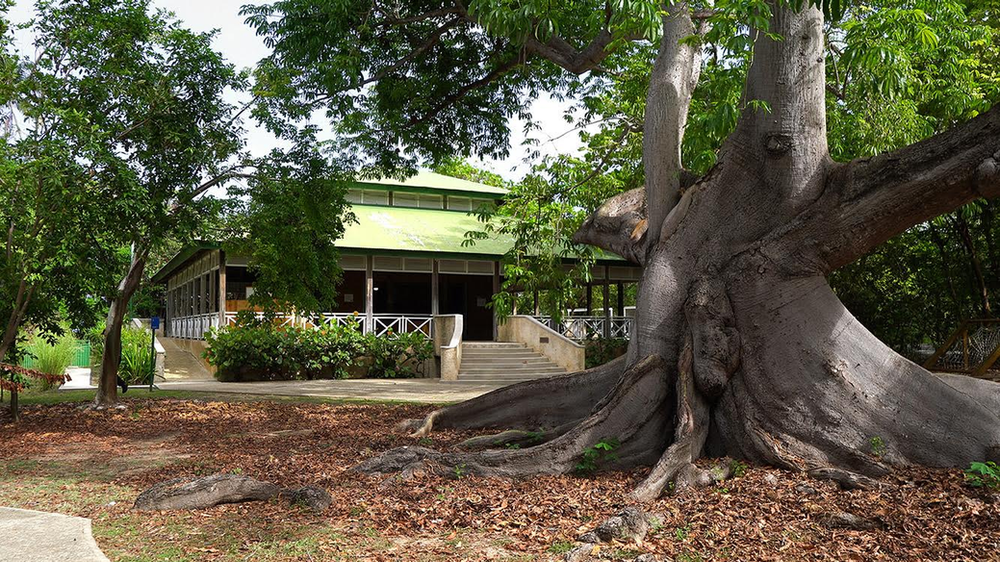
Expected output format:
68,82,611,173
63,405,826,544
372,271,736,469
203,322,434,382
0,363,67,421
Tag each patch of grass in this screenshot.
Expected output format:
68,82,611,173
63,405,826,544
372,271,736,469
869,436,887,458
7,388,421,408
548,540,576,554
729,459,749,478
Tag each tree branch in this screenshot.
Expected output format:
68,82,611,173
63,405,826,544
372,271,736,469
821,105,1000,270
361,18,463,87
523,29,622,75
573,172,700,264
404,54,524,129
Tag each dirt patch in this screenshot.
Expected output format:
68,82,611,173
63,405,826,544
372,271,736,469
0,398,998,561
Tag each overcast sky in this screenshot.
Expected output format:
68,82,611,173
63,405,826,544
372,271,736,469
6,0,583,181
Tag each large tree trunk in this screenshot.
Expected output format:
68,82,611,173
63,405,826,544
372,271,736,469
359,2,1000,499
94,249,147,406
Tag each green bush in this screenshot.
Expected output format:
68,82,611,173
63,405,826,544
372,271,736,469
205,322,370,382
119,325,155,385
84,322,106,368
363,330,435,379
585,336,629,369
24,332,76,390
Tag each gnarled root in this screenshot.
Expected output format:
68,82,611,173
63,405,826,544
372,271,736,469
356,355,672,478
403,355,626,437
457,422,578,451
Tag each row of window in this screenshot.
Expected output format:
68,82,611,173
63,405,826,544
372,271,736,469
345,189,494,211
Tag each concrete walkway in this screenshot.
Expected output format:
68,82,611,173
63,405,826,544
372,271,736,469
0,507,109,562
159,378,505,403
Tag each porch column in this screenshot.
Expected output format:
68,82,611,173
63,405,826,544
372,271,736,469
218,250,227,327
603,266,611,338
617,281,625,316
365,255,374,334
586,283,593,315
492,261,500,340
431,259,439,315
165,289,172,337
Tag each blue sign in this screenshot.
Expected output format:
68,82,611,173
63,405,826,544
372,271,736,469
151,316,160,330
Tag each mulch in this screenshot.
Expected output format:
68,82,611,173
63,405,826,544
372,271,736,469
1,398,999,561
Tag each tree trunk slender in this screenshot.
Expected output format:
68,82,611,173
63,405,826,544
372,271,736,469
94,248,148,406
929,221,964,319
644,2,703,246
952,213,991,316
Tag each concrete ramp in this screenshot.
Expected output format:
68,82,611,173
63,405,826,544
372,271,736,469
0,507,109,562
160,337,214,381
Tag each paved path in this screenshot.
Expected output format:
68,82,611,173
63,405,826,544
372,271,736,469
160,378,505,403
0,507,109,562
63,367,95,390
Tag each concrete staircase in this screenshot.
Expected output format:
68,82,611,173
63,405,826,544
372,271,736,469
457,342,566,383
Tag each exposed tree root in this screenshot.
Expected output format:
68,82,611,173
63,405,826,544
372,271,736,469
457,422,578,451
357,355,672,478
631,335,708,501
807,467,880,490
402,356,626,437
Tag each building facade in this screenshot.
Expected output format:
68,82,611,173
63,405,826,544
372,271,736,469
152,172,641,342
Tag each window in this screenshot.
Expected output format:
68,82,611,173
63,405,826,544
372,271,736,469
346,189,389,205
447,197,471,211
392,192,443,209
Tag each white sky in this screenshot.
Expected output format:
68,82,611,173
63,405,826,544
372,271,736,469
6,0,583,182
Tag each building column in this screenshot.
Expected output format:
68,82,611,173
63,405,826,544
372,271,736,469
218,250,227,327
365,255,374,335
603,267,611,338
431,259,439,316
586,283,593,316
492,261,501,340
617,281,625,316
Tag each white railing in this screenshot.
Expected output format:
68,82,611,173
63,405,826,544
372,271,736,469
371,314,433,337
534,315,634,341
168,313,221,339
160,311,434,340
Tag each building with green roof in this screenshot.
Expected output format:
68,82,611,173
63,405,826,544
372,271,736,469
152,172,640,345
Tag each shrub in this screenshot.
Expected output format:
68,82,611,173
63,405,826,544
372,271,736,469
119,325,155,385
363,330,434,379
966,461,1000,490
205,323,367,382
84,322,106,368
585,336,629,369
24,332,77,390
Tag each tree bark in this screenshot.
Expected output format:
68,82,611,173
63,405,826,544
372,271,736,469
360,2,1000,499
643,3,703,247
94,248,148,406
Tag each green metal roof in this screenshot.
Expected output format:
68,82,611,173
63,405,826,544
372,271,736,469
356,171,508,198
340,205,512,257
150,241,219,284
153,203,630,283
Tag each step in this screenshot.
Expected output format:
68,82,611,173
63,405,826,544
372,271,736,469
458,375,560,382
460,357,555,366
459,373,564,380
461,343,528,349
461,346,536,352
458,367,566,375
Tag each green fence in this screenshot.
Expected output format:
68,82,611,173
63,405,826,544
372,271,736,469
21,341,91,369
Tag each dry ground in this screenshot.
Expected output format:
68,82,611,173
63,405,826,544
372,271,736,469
1,394,998,561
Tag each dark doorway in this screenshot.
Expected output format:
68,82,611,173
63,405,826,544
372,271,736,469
439,274,494,341
374,272,431,314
